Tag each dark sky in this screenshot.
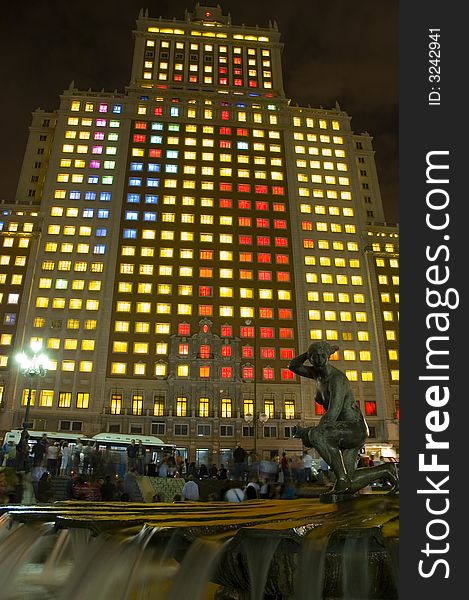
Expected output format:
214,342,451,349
0,0,398,223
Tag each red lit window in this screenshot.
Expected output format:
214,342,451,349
255,185,268,194
255,201,269,211
221,366,233,379
243,366,254,379
220,126,231,134
275,237,288,247
365,401,377,416
238,183,251,193
277,272,290,282
258,270,272,280
239,252,253,262
257,253,271,264
272,186,284,195
240,269,253,279
279,328,294,339
189,76,198,83
315,402,326,415
219,66,228,74
220,182,232,192
239,235,252,245
199,344,211,358
280,348,295,360
221,111,230,121
154,107,163,116
261,347,275,359
278,308,293,319
179,323,190,336
281,369,295,380
199,268,213,278
237,128,248,137
303,239,314,249
257,236,270,246
133,134,146,143
242,345,254,358
200,366,210,378
260,327,274,338
259,308,274,319
240,326,254,338
149,149,162,158
301,221,313,231
234,79,243,86
221,345,232,357
239,217,252,227
199,305,213,316
234,58,242,65
221,325,232,337
249,80,257,88
263,367,275,380
395,399,400,420
220,140,231,148
173,74,183,81
219,78,228,85
200,250,213,260
178,343,189,355
238,199,251,210
135,122,147,130
273,203,286,212
199,286,212,297
274,220,287,229
256,218,269,228
220,198,232,208
276,254,289,265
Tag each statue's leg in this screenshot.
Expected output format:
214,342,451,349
308,428,351,492
347,463,399,495
341,447,359,480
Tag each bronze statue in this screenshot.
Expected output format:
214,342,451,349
289,342,398,495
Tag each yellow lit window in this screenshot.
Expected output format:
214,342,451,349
177,365,189,377
360,351,371,361
357,331,369,341
345,371,358,381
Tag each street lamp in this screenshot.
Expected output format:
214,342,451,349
16,340,49,430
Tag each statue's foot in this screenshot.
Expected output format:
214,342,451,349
386,463,399,494
332,476,352,494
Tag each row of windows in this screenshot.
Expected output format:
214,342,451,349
36,298,100,310
54,190,112,201
309,329,369,342
0,222,34,233
37,279,102,291
120,232,290,247
114,301,294,314
56,173,114,185
63,131,118,142
305,273,364,285
21,389,90,408
300,204,354,217
375,258,399,268
308,310,368,322
116,284,293,297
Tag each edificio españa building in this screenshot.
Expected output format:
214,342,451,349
0,4,399,463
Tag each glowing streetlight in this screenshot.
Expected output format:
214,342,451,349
16,341,49,430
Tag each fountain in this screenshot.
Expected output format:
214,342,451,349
0,344,398,598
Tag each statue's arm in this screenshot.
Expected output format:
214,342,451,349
289,352,316,379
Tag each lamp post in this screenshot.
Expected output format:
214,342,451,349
16,340,49,431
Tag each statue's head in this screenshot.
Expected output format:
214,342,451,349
307,342,339,368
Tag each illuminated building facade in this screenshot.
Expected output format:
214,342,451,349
0,5,399,461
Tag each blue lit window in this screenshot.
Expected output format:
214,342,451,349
150,136,163,144
88,176,99,184
237,142,249,150
151,122,163,130
123,229,137,238
165,165,177,174
148,163,160,172
146,178,159,187
130,162,143,171
94,245,106,254
145,195,158,204
112,104,123,114
98,209,109,219
170,107,179,117
4,313,16,325
96,228,107,237
70,191,81,199
100,192,111,202
85,192,97,201
166,150,178,159
102,176,113,185
127,193,140,203
144,212,157,221
129,178,142,186
83,209,94,218
125,211,138,220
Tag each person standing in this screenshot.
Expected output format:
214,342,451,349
280,452,289,482
33,434,48,467
46,442,60,476
302,451,313,483
136,440,146,475
126,439,137,472
73,438,83,473
60,442,72,476
233,443,247,481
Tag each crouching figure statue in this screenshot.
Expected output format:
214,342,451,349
289,342,398,495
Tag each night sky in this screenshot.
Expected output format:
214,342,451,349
0,0,398,223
